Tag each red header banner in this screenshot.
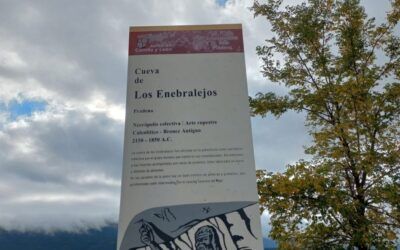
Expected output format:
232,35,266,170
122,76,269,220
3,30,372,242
129,25,244,55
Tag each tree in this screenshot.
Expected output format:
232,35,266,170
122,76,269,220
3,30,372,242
250,0,400,249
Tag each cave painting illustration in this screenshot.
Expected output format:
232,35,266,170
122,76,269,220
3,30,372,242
121,201,259,250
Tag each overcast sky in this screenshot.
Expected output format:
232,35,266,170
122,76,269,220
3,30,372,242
0,0,392,235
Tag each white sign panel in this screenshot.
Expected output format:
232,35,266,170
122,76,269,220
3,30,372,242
118,24,263,250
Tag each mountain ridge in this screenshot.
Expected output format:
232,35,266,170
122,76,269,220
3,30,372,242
0,225,277,250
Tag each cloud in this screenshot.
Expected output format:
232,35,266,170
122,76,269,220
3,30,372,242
0,106,123,231
252,112,311,172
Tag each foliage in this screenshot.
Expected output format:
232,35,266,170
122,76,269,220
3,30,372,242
251,0,400,249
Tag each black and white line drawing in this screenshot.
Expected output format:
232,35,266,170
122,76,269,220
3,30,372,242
121,201,258,250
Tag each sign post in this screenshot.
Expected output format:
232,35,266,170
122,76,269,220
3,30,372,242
118,24,263,250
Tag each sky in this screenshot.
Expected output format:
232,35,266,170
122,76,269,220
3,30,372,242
0,0,392,236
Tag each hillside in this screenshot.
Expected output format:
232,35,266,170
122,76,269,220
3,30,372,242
0,225,278,249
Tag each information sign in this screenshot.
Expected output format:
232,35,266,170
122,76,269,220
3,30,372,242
118,24,263,250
